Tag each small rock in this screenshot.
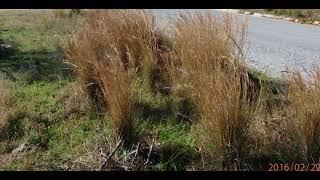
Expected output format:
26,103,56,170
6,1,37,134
263,14,278,19
244,11,252,15
253,13,262,17
12,143,28,154
283,17,293,21
274,16,282,20
0,43,12,49
313,21,320,25
294,19,300,22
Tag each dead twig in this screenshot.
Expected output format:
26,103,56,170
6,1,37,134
145,138,155,165
97,138,123,171
177,112,188,119
130,142,140,168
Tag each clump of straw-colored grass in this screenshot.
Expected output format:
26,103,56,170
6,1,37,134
165,12,254,169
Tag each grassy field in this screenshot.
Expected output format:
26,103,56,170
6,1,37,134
0,10,198,171
0,10,319,171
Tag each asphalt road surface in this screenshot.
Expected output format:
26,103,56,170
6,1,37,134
152,9,320,77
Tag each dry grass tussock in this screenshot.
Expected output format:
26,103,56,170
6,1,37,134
165,12,257,169
288,68,320,162
65,10,164,141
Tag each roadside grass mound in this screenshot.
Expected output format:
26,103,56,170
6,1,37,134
240,9,320,23
0,9,319,171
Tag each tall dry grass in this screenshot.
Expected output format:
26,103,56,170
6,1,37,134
288,68,320,162
165,12,255,169
65,10,163,140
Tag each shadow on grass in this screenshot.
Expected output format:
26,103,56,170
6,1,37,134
150,143,199,171
134,97,198,125
0,39,71,83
